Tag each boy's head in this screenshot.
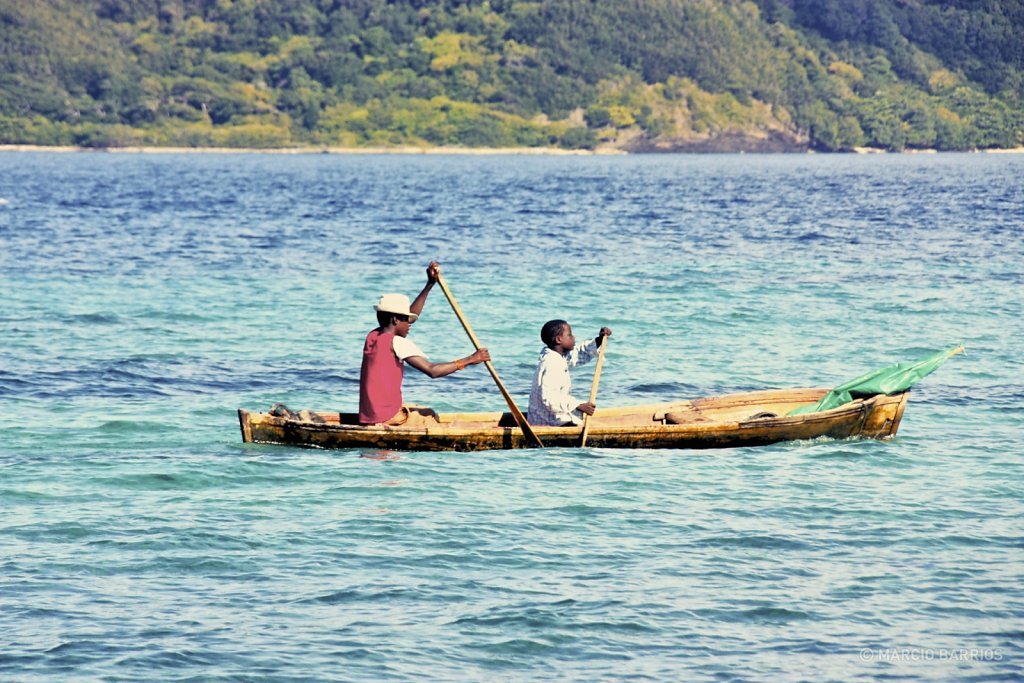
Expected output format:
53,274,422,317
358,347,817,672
374,293,416,333
541,319,569,349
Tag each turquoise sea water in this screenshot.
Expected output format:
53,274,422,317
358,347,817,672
1,151,1021,681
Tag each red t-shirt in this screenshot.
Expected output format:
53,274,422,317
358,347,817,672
358,329,404,424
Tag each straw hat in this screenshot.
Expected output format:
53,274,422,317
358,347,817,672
374,293,418,322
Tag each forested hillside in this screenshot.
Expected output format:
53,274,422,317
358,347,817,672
1,0,1021,151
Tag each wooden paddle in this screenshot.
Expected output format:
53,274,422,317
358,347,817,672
579,333,608,447
435,273,544,448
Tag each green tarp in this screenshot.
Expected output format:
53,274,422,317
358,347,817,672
788,345,965,416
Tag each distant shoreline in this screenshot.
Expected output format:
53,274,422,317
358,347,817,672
1,144,1022,155
0,144,624,156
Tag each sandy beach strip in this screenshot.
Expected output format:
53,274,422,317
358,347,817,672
0,144,625,155
3,144,1020,154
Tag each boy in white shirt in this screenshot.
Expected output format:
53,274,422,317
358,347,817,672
528,319,611,426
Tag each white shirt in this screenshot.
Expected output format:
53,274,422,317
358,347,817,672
393,335,425,361
528,339,598,426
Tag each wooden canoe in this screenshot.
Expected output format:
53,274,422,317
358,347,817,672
237,387,910,452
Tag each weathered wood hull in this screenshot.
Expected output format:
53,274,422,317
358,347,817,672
238,387,910,452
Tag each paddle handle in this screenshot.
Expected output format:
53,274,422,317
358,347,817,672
435,274,544,448
579,334,608,447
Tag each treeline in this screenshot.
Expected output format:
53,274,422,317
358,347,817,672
0,0,1020,152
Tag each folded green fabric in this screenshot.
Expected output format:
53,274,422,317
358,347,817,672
788,345,965,416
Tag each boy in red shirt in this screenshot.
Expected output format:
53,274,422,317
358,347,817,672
359,261,489,425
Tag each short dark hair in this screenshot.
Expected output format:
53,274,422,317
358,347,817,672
541,319,568,348
377,311,409,327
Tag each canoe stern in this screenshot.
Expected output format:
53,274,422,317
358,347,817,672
858,390,910,439
238,408,254,443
